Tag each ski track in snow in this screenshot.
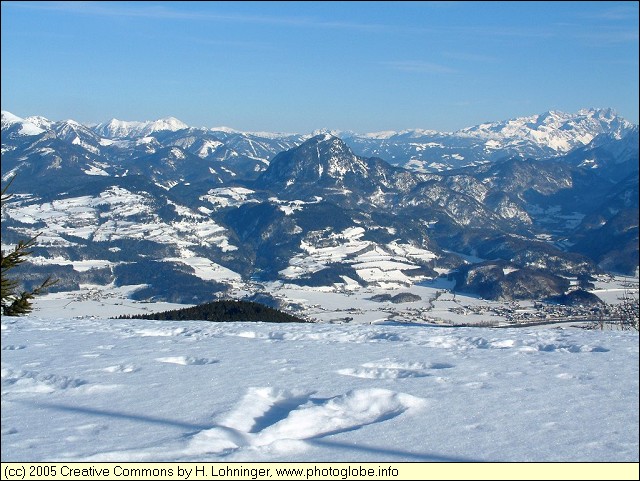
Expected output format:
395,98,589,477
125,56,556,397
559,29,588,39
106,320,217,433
1,316,638,462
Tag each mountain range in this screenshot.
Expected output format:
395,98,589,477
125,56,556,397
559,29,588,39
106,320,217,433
1,108,638,305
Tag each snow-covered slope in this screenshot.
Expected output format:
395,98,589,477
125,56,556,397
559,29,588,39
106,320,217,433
345,108,636,171
4,108,635,175
1,108,638,302
2,314,637,462
1,111,45,137
94,117,189,139
457,108,631,154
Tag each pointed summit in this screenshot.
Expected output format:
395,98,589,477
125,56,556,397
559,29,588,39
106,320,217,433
256,134,414,203
259,134,369,190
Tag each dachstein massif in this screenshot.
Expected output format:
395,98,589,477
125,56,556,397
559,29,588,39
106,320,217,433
1,108,638,307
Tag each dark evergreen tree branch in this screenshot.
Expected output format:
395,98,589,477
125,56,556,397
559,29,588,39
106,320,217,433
1,177,58,316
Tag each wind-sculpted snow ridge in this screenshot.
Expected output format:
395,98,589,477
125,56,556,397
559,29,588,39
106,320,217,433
2,316,637,462
185,387,427,458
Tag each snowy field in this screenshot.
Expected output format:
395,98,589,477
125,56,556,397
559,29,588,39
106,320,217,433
2,306,638,462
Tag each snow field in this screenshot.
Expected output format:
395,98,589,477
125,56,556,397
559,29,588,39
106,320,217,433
2,316,637,462
280,226,437,286
3,187,235,251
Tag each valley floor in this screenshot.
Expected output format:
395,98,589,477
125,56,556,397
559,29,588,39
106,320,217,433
26,273,640,328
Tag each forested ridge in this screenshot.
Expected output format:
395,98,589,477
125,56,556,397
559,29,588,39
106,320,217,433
116,299,308,323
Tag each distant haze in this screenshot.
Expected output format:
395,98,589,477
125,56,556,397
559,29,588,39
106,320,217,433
1,1,638,132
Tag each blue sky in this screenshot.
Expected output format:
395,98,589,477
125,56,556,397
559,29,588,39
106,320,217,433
1,1,638,133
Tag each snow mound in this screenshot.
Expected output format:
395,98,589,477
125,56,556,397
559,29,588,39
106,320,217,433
187,387,426,456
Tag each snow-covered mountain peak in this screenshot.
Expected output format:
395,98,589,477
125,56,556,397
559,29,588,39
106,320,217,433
209,127,299,140
305,133,357,157
1,111,45,136
456,108,635,154
50,120,102,153
143,116,189,134
1,110,22,123
94,116,189,139
94,118,147,139
2,105,638,308
24,115,54,130
62,119,83,127
2,107,636,177
313,132,338,143
54,119,98,136
310,128,343,139
361,128,441,140
361,130,399,139
259,133,377,192
210,126,240,134
577,107,615,119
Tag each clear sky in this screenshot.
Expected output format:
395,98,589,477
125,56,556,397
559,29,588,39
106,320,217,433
1,1,638,133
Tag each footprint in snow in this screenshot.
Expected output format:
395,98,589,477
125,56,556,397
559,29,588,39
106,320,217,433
463,381,486,389
155,356,218,366
1,368,87,393
134,327,187,337
336,359,454,379
75,423,109,435
535,343,610,353
102,364,138,373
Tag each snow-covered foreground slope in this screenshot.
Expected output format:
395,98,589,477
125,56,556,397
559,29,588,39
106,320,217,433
2,316,637,462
